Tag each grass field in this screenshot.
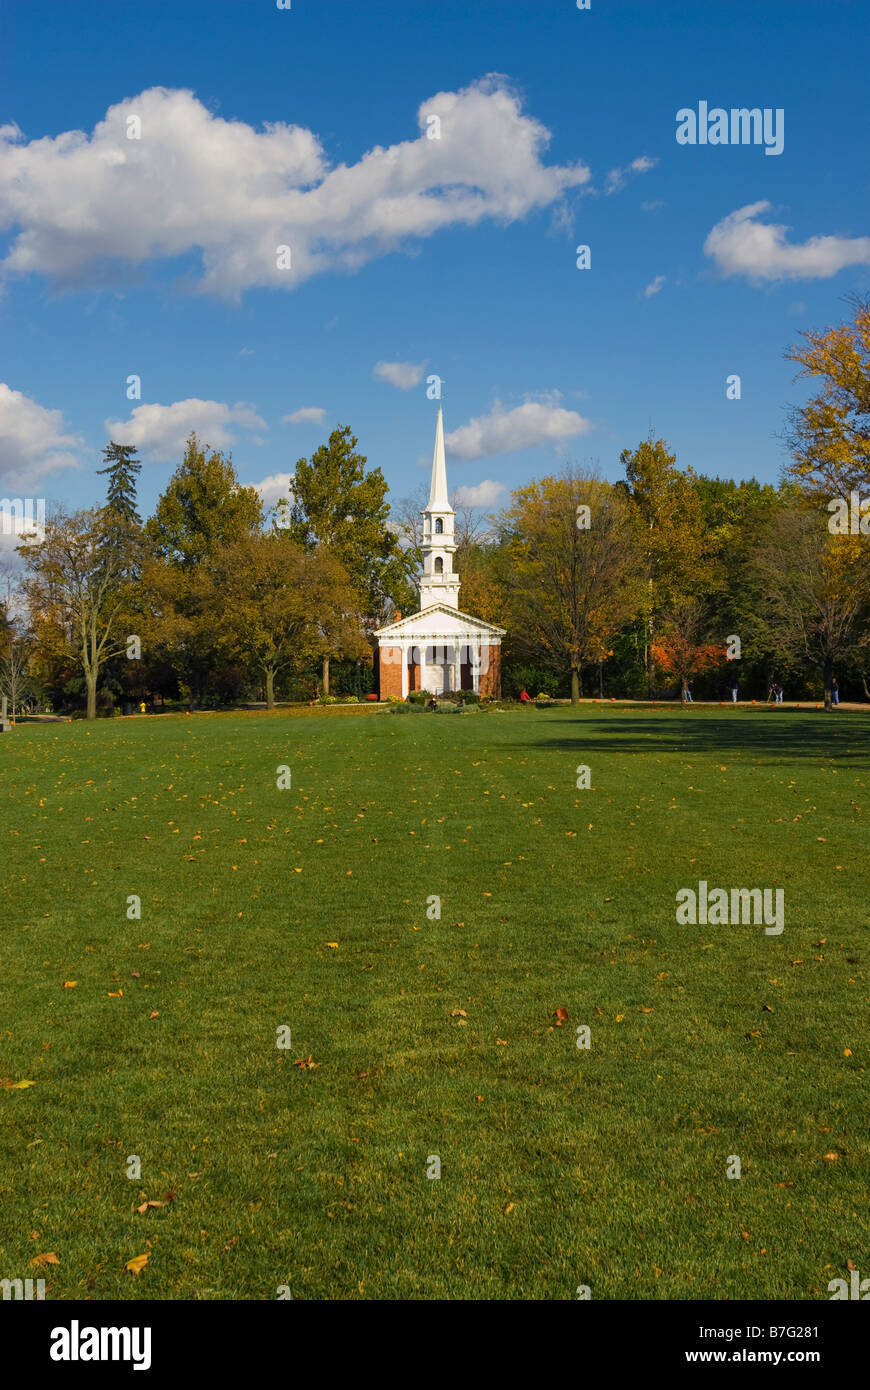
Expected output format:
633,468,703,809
1,702,867,1301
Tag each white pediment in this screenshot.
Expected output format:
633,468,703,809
375,603,505,640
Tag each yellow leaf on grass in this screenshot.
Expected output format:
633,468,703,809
31,1252,60,1266
125,1252,150,1275
326,942,339,949
6,1079,36,1089
136,1200,165,1214
63,981,77,989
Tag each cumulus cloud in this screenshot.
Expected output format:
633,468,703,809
104,398,267,461
605,155,658,195
446,399,592,461
453,479,506,508
704,201,870,282
641,274,666,298
282,406,326,424
373,361,425,390
0,78,590,298
254,472,295,509
0,382,83,492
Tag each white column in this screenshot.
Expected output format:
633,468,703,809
472,644,480,694
419,643,428,694
401,642,409,698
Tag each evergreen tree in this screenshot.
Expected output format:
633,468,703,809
98,442,142,525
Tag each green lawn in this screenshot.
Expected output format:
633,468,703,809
1,703,867,1300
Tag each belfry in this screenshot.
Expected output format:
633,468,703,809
375,407,505,698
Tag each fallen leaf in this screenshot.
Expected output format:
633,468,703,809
4,1079,36,1089
294,1055,319,1069
451,1009,467,1018
496,1038,508,1046
125,1252,150,1275
823,1151,840,1162
326,942,339,949
149,1011,160,1019
136,1200,164,1214
504,1202,515,1214
847,1259,857,1272
554,1007,568,1026
63,981,77,989
31,1252,60,1267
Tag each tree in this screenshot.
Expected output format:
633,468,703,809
147,434,262,570
290,425,415,690
784,296,870,499
214,535,365,708
499,472,644,702
146,435,263,705
621,437,707,695
20,509,135,720
651,599,725,697
98,442,142,526
753,507,870,709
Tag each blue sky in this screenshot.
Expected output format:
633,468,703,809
1,0,868,533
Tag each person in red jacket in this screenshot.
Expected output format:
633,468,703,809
519,689,531,702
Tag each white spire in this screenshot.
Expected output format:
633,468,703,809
426,405,450,511
419,405,459,611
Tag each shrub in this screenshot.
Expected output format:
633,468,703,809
318,694,338,705
341,695,359,703
406,690,431,705
386,694,404,704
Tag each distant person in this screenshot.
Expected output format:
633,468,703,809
775,683,783,704
519,689,531,703
427,696,438,711
832,678,840,706
731,679,738,704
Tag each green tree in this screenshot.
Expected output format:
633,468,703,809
98,442,142,526
499,472,644,703
290,425,415,690
147,434,262,569
621,437,707,695
20,508,135,720
146,434,263,705
214,534,365,708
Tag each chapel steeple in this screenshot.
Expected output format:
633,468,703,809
418,405,460,610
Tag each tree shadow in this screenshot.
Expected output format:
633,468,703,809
509,708,870,765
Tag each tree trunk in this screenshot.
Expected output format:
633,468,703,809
571,666,580,704
86,670,98,721
823,652,833,711
321,655,330,697
265,669,276,710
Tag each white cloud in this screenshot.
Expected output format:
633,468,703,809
239,347,255,356
453,479,505,508
254,472,295,509
104,398,267,461
0,382,83,491
282,406,326,424
0,78,590,298
704,201,870,282
446,399,592,461
641,199,665,213
641,274,666,298
373,361,425,390
605,155,658,195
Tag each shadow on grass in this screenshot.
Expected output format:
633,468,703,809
506,707,870,764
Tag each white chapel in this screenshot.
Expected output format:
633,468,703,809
375,407,505,698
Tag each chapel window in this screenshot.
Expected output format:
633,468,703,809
435,518,443,534
434,556,444,574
